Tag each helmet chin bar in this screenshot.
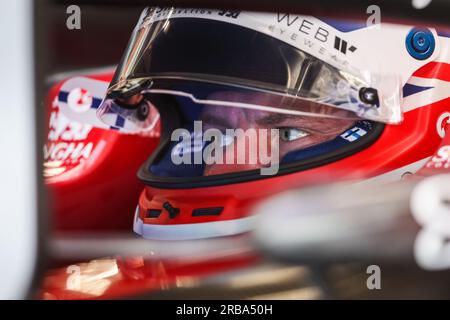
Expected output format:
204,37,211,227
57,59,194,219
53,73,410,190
133,205,257,240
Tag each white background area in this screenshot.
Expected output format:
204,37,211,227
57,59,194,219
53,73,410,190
0,0,37,299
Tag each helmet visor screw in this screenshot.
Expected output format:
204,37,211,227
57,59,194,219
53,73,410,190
359,87,380,107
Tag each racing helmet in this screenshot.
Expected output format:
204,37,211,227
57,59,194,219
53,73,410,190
97,7,450,240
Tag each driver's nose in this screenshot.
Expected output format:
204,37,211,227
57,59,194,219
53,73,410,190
204,127,275,176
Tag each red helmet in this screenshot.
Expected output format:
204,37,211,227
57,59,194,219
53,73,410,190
95,7,450,240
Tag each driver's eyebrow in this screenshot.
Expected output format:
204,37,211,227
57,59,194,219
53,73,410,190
200,113,234,128
256,113,336,135
256,113,302,126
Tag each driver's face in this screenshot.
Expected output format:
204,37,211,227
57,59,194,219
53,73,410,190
200,94,355,176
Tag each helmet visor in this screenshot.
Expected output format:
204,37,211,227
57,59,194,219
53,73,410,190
97,7,403,132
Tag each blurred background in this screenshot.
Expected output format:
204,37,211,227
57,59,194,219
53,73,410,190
45,4,141,74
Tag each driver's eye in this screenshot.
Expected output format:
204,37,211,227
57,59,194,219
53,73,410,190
279,127,309,142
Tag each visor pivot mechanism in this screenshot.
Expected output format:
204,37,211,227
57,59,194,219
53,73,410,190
109,78,153,100
359,87,380,107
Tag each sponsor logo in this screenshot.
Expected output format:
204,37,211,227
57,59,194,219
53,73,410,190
44,142,93,164
44,97,94,177
333,36,357,54
270,14,351,68
218,10,241,19
276,14,330,43
427,145,450,169
437,112,450,138
67,87,93,113
340,126,367,142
